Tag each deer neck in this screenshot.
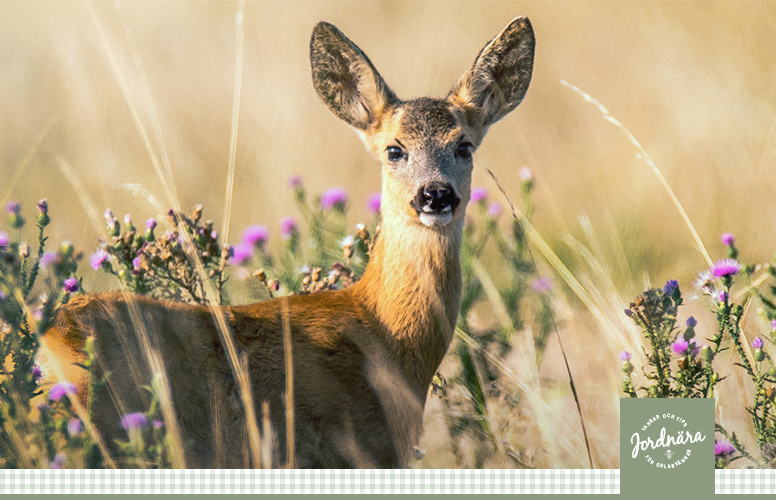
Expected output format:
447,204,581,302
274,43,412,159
352,212,463,396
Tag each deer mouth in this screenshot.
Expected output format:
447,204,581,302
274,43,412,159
410,182,461,227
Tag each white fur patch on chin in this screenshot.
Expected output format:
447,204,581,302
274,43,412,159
418,212,453,227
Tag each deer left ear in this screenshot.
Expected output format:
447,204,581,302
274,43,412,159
448,16,535,130
310,22,398,131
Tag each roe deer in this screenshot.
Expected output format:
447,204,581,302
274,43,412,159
39,16,535,468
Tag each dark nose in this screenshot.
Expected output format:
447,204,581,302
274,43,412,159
410,182,461,214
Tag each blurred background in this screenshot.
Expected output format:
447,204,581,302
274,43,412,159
2,1,775,468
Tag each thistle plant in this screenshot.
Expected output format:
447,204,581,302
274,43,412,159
442,168,558,468
622,233,776,468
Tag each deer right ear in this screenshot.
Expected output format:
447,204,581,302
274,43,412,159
448,16,535,131
310,22,397,131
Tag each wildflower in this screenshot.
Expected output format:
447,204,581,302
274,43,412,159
146,218,157,231
32,309,43,321
5,201,20,214
67,418,83,437
242,225,269,247
531,277,552,294
711,258,741,278
49,381,77,401
721,233,735,247
487,202,502,219
280,217,298,240
717,290,729,304
624,309,633,318
367,192,382,214
132,257,142,273
36,199,50,226
40,252,57,268
663,280,679,296
519,166,533,183
321,187,348,210
752,337,764,349
693,270,714,294
63,277,79,293
0,231,8,250
152,420,164,429
230,242,253,265
715,439,736,457
32,365,43,382
90,249,109,270
672,340,699,356
469,187,487,204
120,412,148,430
287,175,303,189
619,351,631,362
686,316,697,328
37,403,50,414
50,452,66,469
771,319,776,332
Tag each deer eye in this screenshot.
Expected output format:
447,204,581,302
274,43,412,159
387,146,404,162
456,142,473,160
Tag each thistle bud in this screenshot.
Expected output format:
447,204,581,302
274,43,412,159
621,360,634,375
253,269,267,282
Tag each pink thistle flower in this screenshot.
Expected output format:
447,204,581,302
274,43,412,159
752,337,764,349
321,187,348,210
230,242,253,265
68,418,83,436
5,201,20,214
280,217,298,240
367,193,382,214
715,440,736,457
0,231,8,250
37,199,48,215
120,412,148,431
469,187,487,204
519,166,533,183
241,225,269,247
711,258,741,278
40,252,57,268
721,233,735,247
63,277,79,293
619,351,631,362
287,175,303,189
50,452,66,469
146,218,157,230
487,203,502,219
90,249,109,270
49,381,77,401
531,276,552,293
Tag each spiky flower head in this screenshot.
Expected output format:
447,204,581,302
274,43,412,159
5,201,20,214
487,202,502,219
90,249,109,271
367,192,382,214
752,337,764,350
469,187,487,204
280,217,298,240
714,440,736,457
241,225,269,247
711,258,741,278
321,187,348,211
619,351,631,362
49,381,77,401
63,277,79,293
721,233,735,247
686,316,697,328
120,412,148,431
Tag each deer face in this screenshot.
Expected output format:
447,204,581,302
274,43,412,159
310,17,535,229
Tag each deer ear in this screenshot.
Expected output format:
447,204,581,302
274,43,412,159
448,16,535,130
310,22,398,131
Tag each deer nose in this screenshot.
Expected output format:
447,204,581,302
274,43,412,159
411,182,461,214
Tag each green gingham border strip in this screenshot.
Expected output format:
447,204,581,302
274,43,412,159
716,469,776,495
1,469,617,494
1,469,774,494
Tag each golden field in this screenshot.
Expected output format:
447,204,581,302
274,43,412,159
2,1,775,468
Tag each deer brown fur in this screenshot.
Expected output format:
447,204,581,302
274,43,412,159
39,16,535,468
